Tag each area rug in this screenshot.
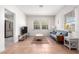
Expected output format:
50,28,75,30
32,37,49,44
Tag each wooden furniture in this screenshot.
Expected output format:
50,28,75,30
57,35,64,44
64,37,78,50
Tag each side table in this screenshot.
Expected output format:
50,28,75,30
64,37,78,50
57,35,64,44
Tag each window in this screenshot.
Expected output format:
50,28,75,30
34,21,40,29
42,25,48,29
41,21,48,29
33,20,48,30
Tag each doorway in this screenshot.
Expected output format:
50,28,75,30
4,9,15,48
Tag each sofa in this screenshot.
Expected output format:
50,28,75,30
50,30,68,41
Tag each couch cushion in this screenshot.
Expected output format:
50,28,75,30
50,31,57,34
56,30,68,37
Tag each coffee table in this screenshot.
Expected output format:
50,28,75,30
32,34,48,44
35,33,44,39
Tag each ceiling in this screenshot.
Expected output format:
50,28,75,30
17,5,64,15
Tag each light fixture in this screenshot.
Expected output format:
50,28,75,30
39,5,43,8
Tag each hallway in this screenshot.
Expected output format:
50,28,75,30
2,37,79,54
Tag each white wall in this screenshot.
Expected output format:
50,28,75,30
74,6,79,38
75,6,79,50
27,15,55,36
0,5,26,52
55,5,77,37
55,6,76,30
0,6,5,52
4,6,27,42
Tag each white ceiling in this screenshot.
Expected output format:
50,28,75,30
17,5,64,15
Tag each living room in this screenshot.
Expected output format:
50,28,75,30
0,5,79,54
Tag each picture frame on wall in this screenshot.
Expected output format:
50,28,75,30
5,20,13,38
64,10,75,32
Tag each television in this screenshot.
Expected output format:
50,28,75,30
20,26,27,35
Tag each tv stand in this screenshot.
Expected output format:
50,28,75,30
18,33,29,41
